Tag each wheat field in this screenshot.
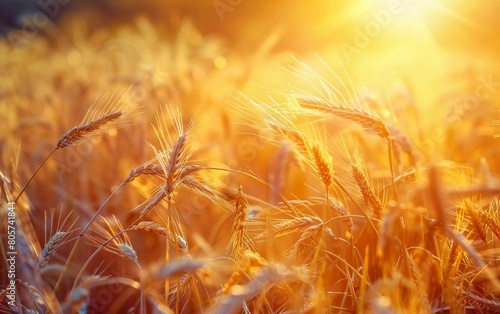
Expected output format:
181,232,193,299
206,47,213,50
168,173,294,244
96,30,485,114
1,1,500,313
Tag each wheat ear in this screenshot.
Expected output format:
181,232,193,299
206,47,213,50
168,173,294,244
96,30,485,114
57,112,122,148
310,143,333,187
310,142,334,219
255,216,323,241
38,231,69,269
16,112,120,202
165,133,188,197
131,221,188,252
351,164,383,220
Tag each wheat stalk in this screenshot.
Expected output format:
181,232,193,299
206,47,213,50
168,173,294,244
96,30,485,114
268,122,308,153
296,95,389,138
463,289,500,311
214,263,287,314
57,112,123,148
16,87,138,204
297,94,398,201
61,277,95,313
164,133,188,195
387,124,417,167
125,163,165,183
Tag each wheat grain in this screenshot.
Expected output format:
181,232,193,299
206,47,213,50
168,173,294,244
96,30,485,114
268,122,308,153
329,197,353,228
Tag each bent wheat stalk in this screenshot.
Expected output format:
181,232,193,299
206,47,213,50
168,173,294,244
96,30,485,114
351,164,383,220
297,95,389,137
15,87,137,203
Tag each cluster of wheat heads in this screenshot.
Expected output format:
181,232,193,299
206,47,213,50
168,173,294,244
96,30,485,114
2,32,500,313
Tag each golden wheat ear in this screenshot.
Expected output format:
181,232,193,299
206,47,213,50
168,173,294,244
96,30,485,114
58,86,138,147
227,185,250,259
295,95,389,138
15,86,139,203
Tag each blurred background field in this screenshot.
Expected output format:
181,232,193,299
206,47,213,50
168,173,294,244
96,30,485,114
1,0,500,313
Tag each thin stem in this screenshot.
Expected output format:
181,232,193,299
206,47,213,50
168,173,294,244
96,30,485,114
54,181,126,293
387,138,398,202
15,146,58,203
165,197,171,305
325,187,339,237
325,187,330,219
